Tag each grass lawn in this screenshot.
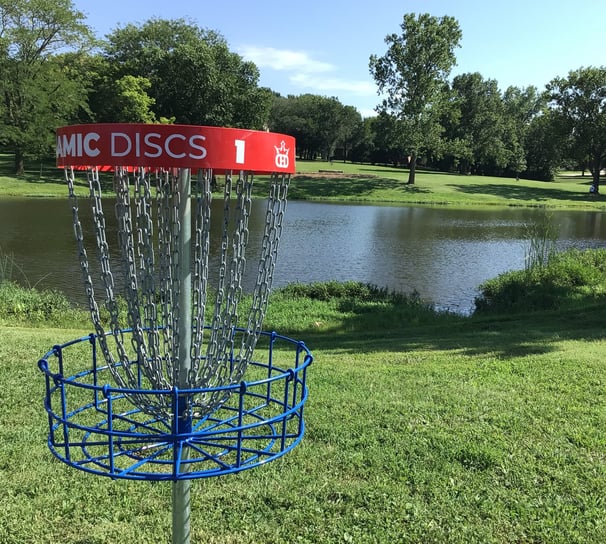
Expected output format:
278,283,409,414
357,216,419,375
2,293,606,542
286,160,606,210
2,153,606,210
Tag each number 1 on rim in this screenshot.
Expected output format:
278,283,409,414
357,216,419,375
235,139,245,164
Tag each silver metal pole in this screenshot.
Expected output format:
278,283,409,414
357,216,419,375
172,168,192,544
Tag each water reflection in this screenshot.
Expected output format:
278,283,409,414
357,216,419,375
1,199,605,314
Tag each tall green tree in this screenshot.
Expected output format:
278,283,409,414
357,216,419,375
349,116,377,164
502,85,544,179
369,112,410,165
310,95,342,160
546,66,606,193
335,105,363,162
445,73,507,175
369,13,462,184
524,110,562,181
102,18,271,129
269,94,361,161
269,94,317,159
0,0,93,174
82,55,157,123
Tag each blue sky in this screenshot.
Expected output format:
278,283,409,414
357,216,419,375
77,0,606,118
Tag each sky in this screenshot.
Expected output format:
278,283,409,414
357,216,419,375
76,0,606,118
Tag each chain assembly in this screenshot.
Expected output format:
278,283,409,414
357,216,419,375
66,167,290,419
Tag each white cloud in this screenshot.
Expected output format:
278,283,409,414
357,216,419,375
239,44,377,99
239,45,333,73
359,107,378,119
290,73,376,96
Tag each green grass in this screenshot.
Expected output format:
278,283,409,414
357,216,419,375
3,153,606,209
2,272,606,543
3,152,606,541
282,160,606,209
476,248,606,313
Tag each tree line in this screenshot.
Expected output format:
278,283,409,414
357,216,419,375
2,2,606,191
368,13,606,191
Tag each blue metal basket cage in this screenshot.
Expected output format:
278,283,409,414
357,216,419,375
38,329,312,481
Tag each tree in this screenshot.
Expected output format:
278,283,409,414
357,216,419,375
0,0,93,174
349,117,377,164
369,112,410,166
502,85,544,179
102,18,271,129
445,73,507,175
546,66,606,193
79,53,157,124
524,110,561,181
334,105,363,162
269,94,317,159
310,95,342,160
369,13,462,184
269,94,362,161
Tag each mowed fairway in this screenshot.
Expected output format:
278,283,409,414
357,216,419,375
2,153,606,211
2,295,606,542
287,161,606,209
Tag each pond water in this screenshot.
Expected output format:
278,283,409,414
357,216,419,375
1,198,605,314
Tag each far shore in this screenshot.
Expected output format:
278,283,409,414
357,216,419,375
1,155,606,211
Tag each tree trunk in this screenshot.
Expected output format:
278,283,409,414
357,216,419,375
407,152,417,184
591,170,600,193
14,148,25,176
590,154,601,194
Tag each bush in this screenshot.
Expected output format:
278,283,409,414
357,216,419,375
0,246,19,284
0,281,86,326
474,248,606,314
277,280,376,302
277,280,422,305
267,281,451,335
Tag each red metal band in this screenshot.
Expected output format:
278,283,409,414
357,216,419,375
56,124,296,174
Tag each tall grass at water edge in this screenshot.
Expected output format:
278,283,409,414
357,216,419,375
475,212,606,314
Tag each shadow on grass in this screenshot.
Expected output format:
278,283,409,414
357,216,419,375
354,165,461,177
449,182,602,204
254,175,430,200
556,174,594,181
0,154,62,183
279,299,606,360
355,165,409,176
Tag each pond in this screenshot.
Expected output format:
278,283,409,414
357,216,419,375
1,198,605,314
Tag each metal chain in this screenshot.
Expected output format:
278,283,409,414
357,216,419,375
202,172,233,383
67,165,290,419
190,169,211,381
200,172,251,389
237,173,290,374
211,172,252,390
68,168,141,401
169,172,182,387
157,169,175,386
115,169,149,374
66,167,108,356
90,168,140,392
135,169,168,390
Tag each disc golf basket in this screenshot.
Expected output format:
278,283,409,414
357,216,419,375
37,124,312,543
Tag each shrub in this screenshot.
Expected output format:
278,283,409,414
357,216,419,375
0,281,86,326
267,281,450,335
276,281,427,307
523,211,557,271
277,280,377,302
474,248,606,314
0,246,18,284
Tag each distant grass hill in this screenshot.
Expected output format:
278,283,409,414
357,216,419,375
2,153,606,210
